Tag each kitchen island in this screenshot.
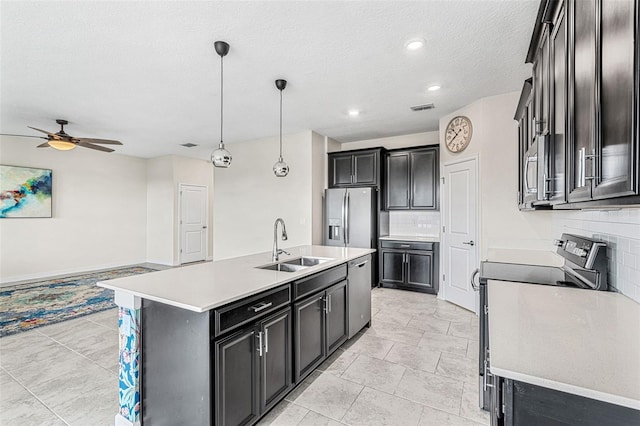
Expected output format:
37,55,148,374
99,245,375,426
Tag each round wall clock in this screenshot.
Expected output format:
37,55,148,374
445,116,473,153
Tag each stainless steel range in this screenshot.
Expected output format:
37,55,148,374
474,233,608,424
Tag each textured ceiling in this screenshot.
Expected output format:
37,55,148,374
0,1,537,159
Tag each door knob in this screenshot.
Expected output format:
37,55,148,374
463,240,475,246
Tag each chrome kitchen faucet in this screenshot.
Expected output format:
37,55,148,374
272,218,290,262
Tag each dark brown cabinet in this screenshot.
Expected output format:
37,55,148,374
520,0,639,209
328,149,382,188
379,240,439,294
214,307,292,426
294,280,348,381
385,147,439,210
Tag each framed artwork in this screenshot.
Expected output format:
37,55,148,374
0,165,52,218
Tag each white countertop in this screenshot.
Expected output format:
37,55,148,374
379,235,440,243
485,248,564,267
98,245,375,313
488,280,640,409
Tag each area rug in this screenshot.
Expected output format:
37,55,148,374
0,266,157,337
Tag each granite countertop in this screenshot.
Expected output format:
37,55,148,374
98,245,375,313
488,280,640,409
485,248,564,266
379,235,440,243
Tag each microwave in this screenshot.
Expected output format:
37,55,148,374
522,135,551,207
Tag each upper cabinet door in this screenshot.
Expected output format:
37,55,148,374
534,26,551,138
353,152,378,185
386,153,411,209
593,0,638,199
330,154,353,187
410,149,438,209
550,2,567,204
568,0,597,202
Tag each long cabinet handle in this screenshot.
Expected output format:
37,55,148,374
328,294,332,313
250,301,273,313
264,329,269,354
355,260,369,268
257,331,263,357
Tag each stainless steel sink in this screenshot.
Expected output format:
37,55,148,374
283,256,333,267
255,262,307,273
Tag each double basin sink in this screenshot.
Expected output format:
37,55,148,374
256,256,333,273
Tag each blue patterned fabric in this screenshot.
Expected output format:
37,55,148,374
119,307,141,423
0,267,155,337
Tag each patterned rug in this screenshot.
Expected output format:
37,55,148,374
0,266,157,337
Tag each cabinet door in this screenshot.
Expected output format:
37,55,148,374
410,149,438,209
326,281,348,354
380,250,405,284
329,154,353,187
214,328,259,426
568,0,597,201
593,0,637,199
259,308,292,412
294,294,326,381
533,26,551,137
385,153,410,209
406,252,434,292
550,3,567,203
353,152,378,185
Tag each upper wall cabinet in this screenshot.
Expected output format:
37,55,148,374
518,0,639,209
384,147,439,210
328,148,382,188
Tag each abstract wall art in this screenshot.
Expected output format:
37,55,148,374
0,165,52,218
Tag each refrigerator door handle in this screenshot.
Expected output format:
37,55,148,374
345,191,350,245
341,190,347,245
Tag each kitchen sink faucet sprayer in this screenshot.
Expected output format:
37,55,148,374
272,218,290,262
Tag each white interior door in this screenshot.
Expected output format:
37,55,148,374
442,157,478,313
180,184,207,264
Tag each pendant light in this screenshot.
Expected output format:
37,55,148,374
211,41,232,168
273,79,289,177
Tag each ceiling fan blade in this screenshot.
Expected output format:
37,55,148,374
74,137,123,145
37,142,51,148
27,126,58,137
78,142,115,152
0,133,48,140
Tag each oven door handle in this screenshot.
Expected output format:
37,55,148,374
471,268,480,291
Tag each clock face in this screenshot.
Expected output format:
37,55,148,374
445,116,473,153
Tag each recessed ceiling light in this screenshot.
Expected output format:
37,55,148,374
405,38,426,51
348,109,360,117
427,85,441,92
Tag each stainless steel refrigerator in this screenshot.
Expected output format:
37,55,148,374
324,187,376,338
323,187,376,249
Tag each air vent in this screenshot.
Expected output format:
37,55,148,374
410,103,435,112
180,143,198,148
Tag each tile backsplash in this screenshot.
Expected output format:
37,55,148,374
551,208,640,303
388,211,440,237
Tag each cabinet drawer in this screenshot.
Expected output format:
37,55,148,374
293,264,347,300
379,240,434,251
213,285,291,337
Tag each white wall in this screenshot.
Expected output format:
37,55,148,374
311,132,326,245
213,131,314,260
146,155,214,265
333,131,439,152
439,92,555,259
0,137,148,283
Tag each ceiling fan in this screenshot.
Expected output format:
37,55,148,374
0,119,123,152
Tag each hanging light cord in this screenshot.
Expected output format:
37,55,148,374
279,89,283,160
220,54,224,147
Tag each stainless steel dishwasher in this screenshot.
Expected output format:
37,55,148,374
347,254,372,338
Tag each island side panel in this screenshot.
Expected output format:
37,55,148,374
141,300,211,425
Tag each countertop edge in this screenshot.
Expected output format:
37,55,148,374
99,247,376,312
379,235,440,242
490,366,640,410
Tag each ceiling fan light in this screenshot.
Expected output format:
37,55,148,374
211,143,232,168
48,140,76,151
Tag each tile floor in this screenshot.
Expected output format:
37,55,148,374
0,287,487,426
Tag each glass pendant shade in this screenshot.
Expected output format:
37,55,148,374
48,140,76,151
274,79,289,177
211,142,232,168
273,157,289,177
